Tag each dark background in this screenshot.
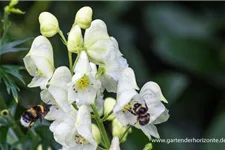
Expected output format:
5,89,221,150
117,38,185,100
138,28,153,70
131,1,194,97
1,1,225,150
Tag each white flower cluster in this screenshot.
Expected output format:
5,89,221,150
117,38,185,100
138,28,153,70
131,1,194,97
23,6,169,150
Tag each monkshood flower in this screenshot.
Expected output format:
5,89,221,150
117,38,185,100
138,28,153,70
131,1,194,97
113,67,169,139
68,51,100,106
39,12,59,37
109,137,121,150
23,36,54,89
50,105,97,150
40,66,72,120
84,20,128,92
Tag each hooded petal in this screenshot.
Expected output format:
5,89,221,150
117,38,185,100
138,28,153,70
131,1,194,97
84,19,110,47
117,67,139,95
23,36,54,89
140,81,167,103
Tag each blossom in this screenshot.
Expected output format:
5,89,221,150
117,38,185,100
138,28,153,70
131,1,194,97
113,67,169,139
84,20,128,93
67,25,83,53
68,51,100,106
23,36,54,89
51,105,97,150
75,6,93,29
109,137,121,150
39,12,59,37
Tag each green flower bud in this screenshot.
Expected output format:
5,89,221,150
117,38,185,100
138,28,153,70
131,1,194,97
1,109,9,116
75,6,93,29
143,143,153,150
39,12,59,37
67,25,83,53
112,119,131,143
104,97,116,121
92,124,101,144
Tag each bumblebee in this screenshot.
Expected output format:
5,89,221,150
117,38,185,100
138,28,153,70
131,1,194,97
128,103,150,126
20,105,50,128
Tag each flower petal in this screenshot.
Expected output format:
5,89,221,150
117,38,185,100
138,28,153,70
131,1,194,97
84,19,110,48
140,124,160,139
152,109,170,124
110,136,121,150
76,105,97,147
117,67,139,95
75,51,91,74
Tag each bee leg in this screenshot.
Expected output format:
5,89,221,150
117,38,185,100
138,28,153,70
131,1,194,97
128,109,137,116
29,122,35,128
145,103,148,109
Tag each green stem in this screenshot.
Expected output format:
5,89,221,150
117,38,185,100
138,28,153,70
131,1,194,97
72,52,80,71
91,105,110,148
119,125,131,142
101,111,113,122
0,7,10,46
0,96,24,139
58,29,73,73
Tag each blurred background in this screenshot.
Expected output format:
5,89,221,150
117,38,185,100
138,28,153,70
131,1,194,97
1,1,225,150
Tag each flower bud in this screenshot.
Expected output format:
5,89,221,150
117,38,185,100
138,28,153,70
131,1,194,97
104,97,116,121
67,25,83,53
92,124,101,144
75,6,93,29
9,0,18,7
112,119,131,143
39,12,59,37
1,109,9,116
143,143,153,150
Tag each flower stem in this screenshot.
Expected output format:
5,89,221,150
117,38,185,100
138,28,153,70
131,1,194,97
101,110,113,122
0,96,24,139
91,105,110,148
58,29,73,73
119,125,131,142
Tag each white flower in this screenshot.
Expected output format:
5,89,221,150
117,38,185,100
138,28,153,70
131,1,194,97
23,36,54,89
68,51,100,106
84,20,128,93
67,25,83,53
109,137,120,150
51,105,97,150
75,6,93,29
39,12,59,37
113,67,169,139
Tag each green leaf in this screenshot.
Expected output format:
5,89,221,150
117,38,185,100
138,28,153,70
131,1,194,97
0,37,32,55
1,65,25,84
0,126,9,144
0,67,21,102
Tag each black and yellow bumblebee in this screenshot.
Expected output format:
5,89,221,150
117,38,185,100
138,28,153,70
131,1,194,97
20,105,50,128
128,103,150,126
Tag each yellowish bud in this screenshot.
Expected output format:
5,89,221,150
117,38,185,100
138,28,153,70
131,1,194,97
39,12,59,37
104,97,116,121
92,124,101,144
9,0,18,7
143,143,153,150
67,25,83,53
112,119,131,143
75,6,93,29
